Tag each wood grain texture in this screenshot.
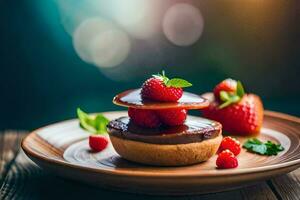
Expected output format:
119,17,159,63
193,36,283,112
0,131,27,185
269,168,300,200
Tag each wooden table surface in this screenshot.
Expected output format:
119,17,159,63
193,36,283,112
1,131,300,200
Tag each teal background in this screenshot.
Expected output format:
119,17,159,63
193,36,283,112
0,0,299,131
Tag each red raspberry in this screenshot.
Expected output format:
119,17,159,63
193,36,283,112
216,150,238,169
128,108,161,128
89,135,109,152
141,78,183,102
218,136,241,156
213,78,237,101
157,109,187,126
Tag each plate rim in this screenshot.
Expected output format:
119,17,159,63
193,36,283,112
21,110,300,178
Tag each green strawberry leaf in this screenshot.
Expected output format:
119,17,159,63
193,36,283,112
166,78,192,88
218,80,246,109
220,91,230,101
218,91,241,109
236,81,245,98
77,108,109,135
153,70,169,85
243,138,284,156
152,70,192,88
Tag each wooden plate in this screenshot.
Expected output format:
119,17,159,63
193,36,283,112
21,111,300,195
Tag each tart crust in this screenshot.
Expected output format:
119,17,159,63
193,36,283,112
109,132,222,166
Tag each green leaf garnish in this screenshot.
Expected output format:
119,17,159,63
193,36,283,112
77,108,109,134
236,81,245,97
166,78,193,88
218,80,245,109
243,138,284,156
153,70,192,88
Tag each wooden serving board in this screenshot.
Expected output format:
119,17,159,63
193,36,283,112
21,111,300,195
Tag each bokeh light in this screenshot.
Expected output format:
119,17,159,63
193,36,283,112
73,18,114,63
163,3,204,46
111,0,160,39
73,18,130,68
90,29,131,68
58,1,206,78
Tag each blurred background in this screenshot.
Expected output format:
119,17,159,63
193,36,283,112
0,0,299,131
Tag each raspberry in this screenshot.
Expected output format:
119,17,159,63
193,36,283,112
141,78,183,102
218,136,241,156
157,109,187,126
128,108,161,128
89,135,109,152
213,78,237,101
216,150,238,169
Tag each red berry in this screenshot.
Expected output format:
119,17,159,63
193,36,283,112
216,150,238,169
141,78,183,102
202,94,264,136
218,136,241,156
89,135,109,152
128,108,161,128
157,109,187,126
213,79,237,101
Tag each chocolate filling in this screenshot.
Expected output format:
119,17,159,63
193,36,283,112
107,116,222,145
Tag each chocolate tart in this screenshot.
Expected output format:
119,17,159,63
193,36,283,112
108,87,222,166
108,116,222,166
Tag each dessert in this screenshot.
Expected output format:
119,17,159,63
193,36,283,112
202,79,264,136
107,71,223,166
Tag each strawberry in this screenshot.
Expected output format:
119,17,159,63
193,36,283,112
141,71,192,102
216,150,238,169
128,108,161,128
218,136,241,156
89,135,109,152
202,80,264,136
213,79,237,101
157,108,187,126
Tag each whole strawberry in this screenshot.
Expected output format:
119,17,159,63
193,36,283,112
128,108,161,128
157,108,187,126
141,71,192,102
202,80,264,136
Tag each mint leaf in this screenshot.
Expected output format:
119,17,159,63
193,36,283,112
236,81,245,98
77,108,109,134
243,138,284,156
166,78,192,88
152,70,192,88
